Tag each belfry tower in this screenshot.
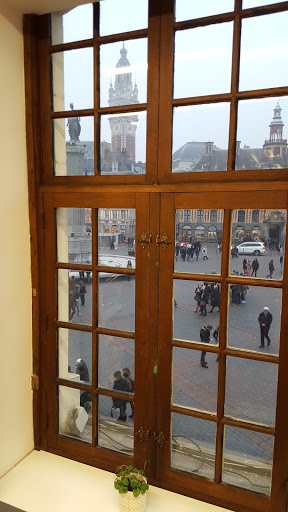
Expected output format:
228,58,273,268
108,44,139,160
263,101,287,158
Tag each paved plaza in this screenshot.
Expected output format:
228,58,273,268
64,243,281,493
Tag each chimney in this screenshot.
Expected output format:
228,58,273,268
205,141,213,155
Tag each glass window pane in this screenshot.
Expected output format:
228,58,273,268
230,209,286,279
228,285,281,355
176,0,234,21
174,280,220,342
58,328,92,385
173,347,218,412
58,385,92,443
98,334,134,397
172,414,216,478
51,4,93,46
223,426,273,495
225,357,278,426
243,0,283,7
98,395,134,455
58,269,92,326
174,23,233,98
100,0,148,36
175,208,223,273
100,112,146,175
51,48,93,112
236,98,288,171
98,274,135,331
239,12,288,91
100,39,147,108
172,105,230,173
56,208,92,264
53,117,94,176
98,208,136,265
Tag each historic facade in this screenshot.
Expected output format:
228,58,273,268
177,209,286,244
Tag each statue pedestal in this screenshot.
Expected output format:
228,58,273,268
66,142,85,176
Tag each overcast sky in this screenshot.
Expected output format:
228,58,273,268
52,1,288,163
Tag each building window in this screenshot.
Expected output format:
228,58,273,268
197,210,204,222
238,210,245,223
252,209,259,222
210,210,217,223
121,210,126,220
104,209,109,219
184,209,191,222
112,209,117,219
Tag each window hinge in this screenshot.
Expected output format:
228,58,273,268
136,427,150,442
31,374,39,391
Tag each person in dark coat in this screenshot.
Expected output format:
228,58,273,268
267,259,275,279
69,291,76,321
76,358,89,381
209,284,220,313
243,258,247,272
213,326,219,362
195,246,200,261
80,280,86,305
251,258,259,277
200,325,213,368
112,370,127,421
200,285,209,316
258,307,273,348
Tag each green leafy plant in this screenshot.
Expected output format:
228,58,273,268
114,465,149,498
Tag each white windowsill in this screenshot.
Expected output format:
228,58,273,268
0,451,228,512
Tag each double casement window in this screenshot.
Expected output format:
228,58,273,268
25,2,288,511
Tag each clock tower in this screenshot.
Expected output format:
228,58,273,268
108,44,139,160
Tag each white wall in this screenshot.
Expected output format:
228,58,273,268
0,5,34,477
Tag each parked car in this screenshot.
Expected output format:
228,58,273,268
236,242,266,255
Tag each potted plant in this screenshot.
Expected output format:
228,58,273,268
114,464,149,512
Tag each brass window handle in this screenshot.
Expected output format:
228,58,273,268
156,233,172,249
137,232,152,248
153,432,167,448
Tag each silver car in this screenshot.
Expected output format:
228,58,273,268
236,242,266,256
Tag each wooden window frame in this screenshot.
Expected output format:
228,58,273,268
24,1,288,512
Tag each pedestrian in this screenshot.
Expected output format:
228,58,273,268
202,246,208,260
122,367,134,419
251,258,259,277
241,284,249,303
86,261,91,283
209,284,220,312
243,258,247,272
79,269,85,280
200,325,213,368
127,259,132,281
80,280,86,306
245,259,251,277
199,284,209,316
194,284,202,313
213,326,219,362
112,370,127,421
231,245,238,258
69,290,76,321
280,253,284,273
76,358,89,382
73,283,81,315
258,307,273,348
195,246,200,261
267,259,275,279
114,241,118,251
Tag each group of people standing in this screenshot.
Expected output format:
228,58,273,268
112,367,134,422
194,282,220,315
175,241,203,262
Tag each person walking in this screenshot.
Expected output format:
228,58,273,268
209,284,220,312
200,325,213,368
80,280,86,306
213,326,219,362
245,259,251,277
199,284,209,316
258,307,273,348
251,258,259,277
194,284,202,313
202,246,208,260
241,284,249,303
76,358,89,382
195,246,200,261
243,258,247,273
73,283,81,315
267,259,275,279
280,253,284,273
127,259,132,281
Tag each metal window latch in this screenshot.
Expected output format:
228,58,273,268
156,233,172,250
136,427,150,442
137,232,152,249
153,432,167,448
31,374,39,390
